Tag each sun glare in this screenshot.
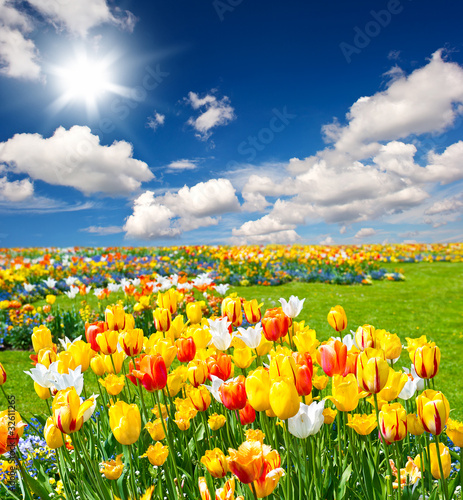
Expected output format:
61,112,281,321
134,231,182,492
61,59,109,100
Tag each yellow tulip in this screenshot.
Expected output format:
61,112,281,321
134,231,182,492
96,330,119,355
90,353,106,376
168,314,187,339
269,377,300,420
255,336,273,357
378,402,407,443
52,388,96,434
323,407,337,424
37,347,57,368
327,305,347,332
347,413,377,435
245,367,271,412
413,345,440,379
221,297,243,327
143,442,169,466
164,367,187,398
245,428,265,443
187,359,208,387
109,401,141,445
44,417,63,449
119,328,144,357
327,374,364,412
153,307,172,333
157,289,180,315
99,374,125,396
293,327,319,355
104,352,126,374
232,347,256,369
45,294,56,305
208,413,227,431
416,389,449,435
189,386,212,412
105,305,126,331
269,354,296,383
145,419,166,441
67,340,94,372
150,338,177,368
31,325,53,353
356,348,389,394
312,373,329,391
407,413,425,436
378,368,408,401
34,382,50,400
446,418,463,447
376,330,402,360
355,324,376,351
100,454,124,480
201,448,229,478
186,302,203,324
415,443,451,479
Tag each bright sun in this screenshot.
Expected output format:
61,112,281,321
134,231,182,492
62,59,110,100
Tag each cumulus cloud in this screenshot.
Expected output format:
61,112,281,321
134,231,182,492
231,214,300,244
124,178,240,240
319,235,335,245
147,111,165,131
0,126,154,195
0,1,40,80
233,51,463,242
186,91,235,140
0,176,33,202
26,0,136,37
355,228,376,239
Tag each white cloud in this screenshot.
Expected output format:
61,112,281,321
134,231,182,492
0,126,154,195
0,176,33,202
80,225,123,235
231,214,300,244
166,159,198,171
26,0,136,37
147,111,165,131
186,91,235,140
124,178,240,240
425,196,463,216
323,50,463,156
234,51,463,241
0,1,40,80
319,235,335,245
355,228,376,239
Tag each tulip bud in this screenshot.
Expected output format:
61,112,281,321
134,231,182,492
153,307,172,333
262,308,291,342
269,377,300,420
90,353,106,376
416,389,449,435
188,359,209,387
356,348,389,394
245,367,271,412
176,337,196,363
221,297,243,327
243,299,262,324
109,401,141,445
327,305,347,332
219,376,247,411
413,345,440,379
378,403,407,443
355,325,376,351
44,417,64,449
186,302,203,324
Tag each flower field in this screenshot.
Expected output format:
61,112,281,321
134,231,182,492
0,245,462,499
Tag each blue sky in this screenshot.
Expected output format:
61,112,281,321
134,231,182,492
0,0,462,247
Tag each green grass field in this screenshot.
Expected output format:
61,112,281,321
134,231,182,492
1,261,462,419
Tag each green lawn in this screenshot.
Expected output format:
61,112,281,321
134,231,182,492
1,261,462,419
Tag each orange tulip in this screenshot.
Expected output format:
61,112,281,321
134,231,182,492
227,440,264,484
319,340,347,377
261,308,291,342
130,354,167,392
85,321,107,352
220,376,247,411
176,337,196,363
207,352,233,381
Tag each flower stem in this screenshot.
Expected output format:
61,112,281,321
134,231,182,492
434,433,449,500
284,420,292,499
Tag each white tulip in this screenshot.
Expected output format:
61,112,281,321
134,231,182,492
279,296,305,318
208,318,233,351
288,400,325,439
237,323,263,349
